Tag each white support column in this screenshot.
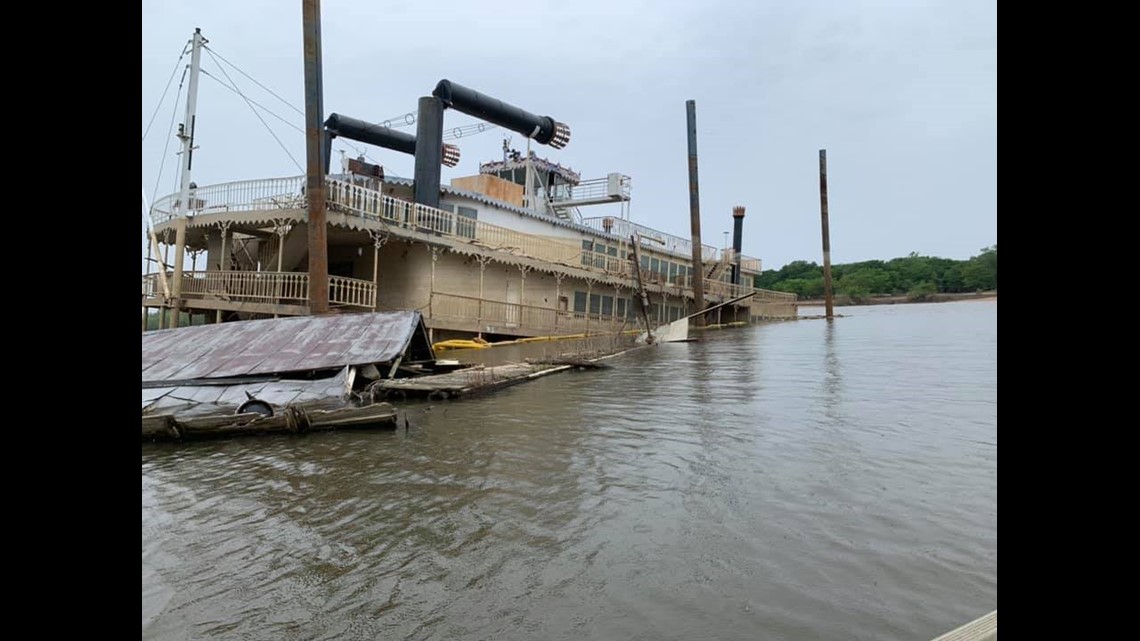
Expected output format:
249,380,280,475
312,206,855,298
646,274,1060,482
369,230,388,312
476,255,492,337
430,246,442,320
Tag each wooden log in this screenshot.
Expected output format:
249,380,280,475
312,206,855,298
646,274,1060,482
142,414,177,440
141,402,398,441
525,357,611,369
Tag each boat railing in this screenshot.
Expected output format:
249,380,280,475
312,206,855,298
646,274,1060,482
325,177,581,266
142,270,376,310
581,216,719,262
149,176,307,225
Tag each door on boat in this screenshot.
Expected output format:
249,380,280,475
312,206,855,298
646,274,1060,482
505,280,520,328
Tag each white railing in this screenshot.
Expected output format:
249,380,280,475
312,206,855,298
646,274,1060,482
329,275,375,309
326,177,581,265
580,216,719,262
548,174,631,203
149,176,306,225
739,255,762,273
141,270,376,309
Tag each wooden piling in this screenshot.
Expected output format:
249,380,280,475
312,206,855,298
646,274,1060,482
819,149,835,320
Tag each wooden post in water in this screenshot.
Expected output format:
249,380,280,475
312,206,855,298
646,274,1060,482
819,149,834,320
685,100,706,328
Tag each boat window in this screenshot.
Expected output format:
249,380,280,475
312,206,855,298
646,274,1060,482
573,291,587,313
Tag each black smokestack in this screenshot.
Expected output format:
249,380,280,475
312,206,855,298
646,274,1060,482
731,206,745,286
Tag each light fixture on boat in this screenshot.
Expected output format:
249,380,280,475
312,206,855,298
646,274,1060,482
442,143,461,167
549,120,571,149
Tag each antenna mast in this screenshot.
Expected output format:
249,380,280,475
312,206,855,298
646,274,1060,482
167,27,205,329
176,28,206,214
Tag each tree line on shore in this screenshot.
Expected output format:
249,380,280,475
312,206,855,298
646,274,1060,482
753,245,997,302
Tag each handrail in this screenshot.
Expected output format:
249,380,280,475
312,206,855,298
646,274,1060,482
141,270,375,309
149,176,306,225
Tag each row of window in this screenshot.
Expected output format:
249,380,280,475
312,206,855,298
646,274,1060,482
571,291,688,322
580,240,697,283
438,210,731,288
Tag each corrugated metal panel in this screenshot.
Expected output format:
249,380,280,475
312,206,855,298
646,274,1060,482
143,370,349,414
142,312,421,383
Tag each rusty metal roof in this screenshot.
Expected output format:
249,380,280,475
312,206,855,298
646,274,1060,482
142,311,425,383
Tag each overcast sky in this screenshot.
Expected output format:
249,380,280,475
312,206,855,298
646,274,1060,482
142,0,995,270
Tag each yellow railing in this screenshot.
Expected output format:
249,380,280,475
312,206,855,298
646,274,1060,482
142,271,376,310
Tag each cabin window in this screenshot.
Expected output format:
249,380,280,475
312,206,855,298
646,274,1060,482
607,246,618,257
581,240,594,267
589,293,602,314
573,291,587,313
456,206,477,239
601,295,614,316
616,298,626,318
640,255,649,270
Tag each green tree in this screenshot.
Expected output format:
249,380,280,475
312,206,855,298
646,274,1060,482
756,246,996,298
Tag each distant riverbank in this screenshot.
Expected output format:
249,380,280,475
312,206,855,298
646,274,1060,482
797,291,997,308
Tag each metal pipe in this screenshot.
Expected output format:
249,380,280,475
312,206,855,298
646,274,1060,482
686,100,706,327
819,149,834,320
303,0,329,314
433,80,570,148
325,113,460,167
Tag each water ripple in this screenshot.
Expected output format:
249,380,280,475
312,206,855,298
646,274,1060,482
143,302,996,640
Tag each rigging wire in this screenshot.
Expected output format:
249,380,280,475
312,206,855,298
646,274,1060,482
369,111,498,141
142,41,190,141
205,48,303,172
202,45,305,117
201,70,304,134
151,67,187,206
443,121,496,141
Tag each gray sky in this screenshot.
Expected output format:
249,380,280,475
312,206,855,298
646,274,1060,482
142,0,995,270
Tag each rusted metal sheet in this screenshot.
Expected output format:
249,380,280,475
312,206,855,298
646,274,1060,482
142,312,423,383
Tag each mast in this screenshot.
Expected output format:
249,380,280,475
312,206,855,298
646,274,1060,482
168,27,205,328
175,28,205,213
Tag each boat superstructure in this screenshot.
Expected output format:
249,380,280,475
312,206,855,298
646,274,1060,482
141,30,797,342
